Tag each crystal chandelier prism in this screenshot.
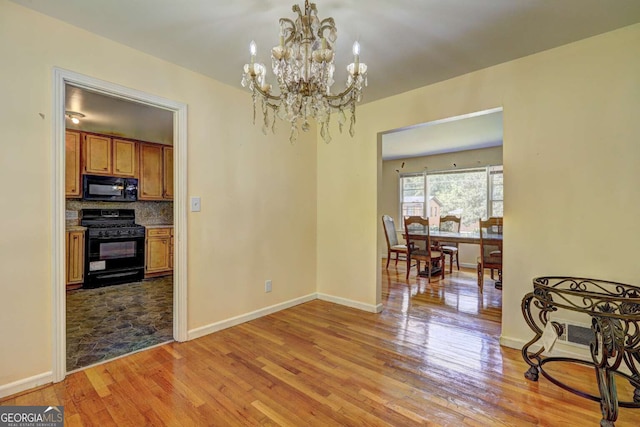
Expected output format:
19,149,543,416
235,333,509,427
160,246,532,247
241,0,367,143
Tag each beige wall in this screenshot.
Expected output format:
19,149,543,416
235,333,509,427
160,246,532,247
380,146,503,266
318,23,640,346
0,1,317,389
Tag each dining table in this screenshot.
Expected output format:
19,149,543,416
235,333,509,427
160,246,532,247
403,228,503,281
404,229,503,245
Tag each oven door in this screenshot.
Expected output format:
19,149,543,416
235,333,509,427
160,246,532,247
85,234,145,287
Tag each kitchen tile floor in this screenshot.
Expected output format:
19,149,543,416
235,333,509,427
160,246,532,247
66,276,173,372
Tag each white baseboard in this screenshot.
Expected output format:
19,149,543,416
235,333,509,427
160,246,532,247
188,292,384,341
188,293,318,340
317,293,383,313
0,371,53,399
500,335,591,361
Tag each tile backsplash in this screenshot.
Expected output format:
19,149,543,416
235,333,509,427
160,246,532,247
66,200,173,226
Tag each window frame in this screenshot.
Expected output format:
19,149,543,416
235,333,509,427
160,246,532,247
398,171,426,226
398,165,503,230
488,165,503,217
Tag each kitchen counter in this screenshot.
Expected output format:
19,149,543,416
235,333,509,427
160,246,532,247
66,225,87,232
142,224,174,229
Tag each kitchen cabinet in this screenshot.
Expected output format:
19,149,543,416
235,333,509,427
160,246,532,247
83,134,112,175
113,139,137,177
66,230,85,289
169,228,174,270
139,143,173,200
163,146,174,200
83,134,137,177
145,227,173,277
65,131,81,197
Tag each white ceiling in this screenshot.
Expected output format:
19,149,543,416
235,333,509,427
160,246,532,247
65,86,174,145
15,0,640,155
382,109,503,160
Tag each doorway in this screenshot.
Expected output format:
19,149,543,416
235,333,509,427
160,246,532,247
378,108,504,315
52,68,188,382
65,84,175,371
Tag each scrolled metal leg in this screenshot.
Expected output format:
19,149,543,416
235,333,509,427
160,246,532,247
597,368,618,427
525,365,539,381
595,364,619,426
632,375,640,403
521,292,545,381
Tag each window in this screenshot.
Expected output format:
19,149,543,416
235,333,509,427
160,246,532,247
399,165,503,231
400,173,425,218
489,165,503,217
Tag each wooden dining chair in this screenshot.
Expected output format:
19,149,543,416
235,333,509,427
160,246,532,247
381,215,408,269
404,216,445,280
438,215,461,274
477,217,503,292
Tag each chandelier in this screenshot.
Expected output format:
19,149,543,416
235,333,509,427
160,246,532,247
241,0,367,143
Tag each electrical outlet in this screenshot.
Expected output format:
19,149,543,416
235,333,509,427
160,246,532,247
265,280,272,293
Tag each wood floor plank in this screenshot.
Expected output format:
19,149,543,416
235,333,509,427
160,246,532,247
4,264,640,425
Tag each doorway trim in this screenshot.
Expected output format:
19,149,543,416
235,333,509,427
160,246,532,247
52,67,188,382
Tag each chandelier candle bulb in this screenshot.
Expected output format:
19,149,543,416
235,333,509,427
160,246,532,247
250,40,256,65
353,41,360,70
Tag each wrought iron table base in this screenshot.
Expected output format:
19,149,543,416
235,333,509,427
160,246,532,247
521,276,640,427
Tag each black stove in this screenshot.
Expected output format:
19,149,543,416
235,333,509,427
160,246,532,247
80,209,146,288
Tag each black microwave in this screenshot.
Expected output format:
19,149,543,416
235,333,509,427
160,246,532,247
82,175,138,202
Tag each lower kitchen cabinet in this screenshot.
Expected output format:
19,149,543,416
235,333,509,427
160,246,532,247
145,226,173,277
66,230,85,289
169,228,174,269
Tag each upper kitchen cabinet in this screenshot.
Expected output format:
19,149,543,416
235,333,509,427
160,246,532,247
65,130,81,198
163,146,174,200
139,143,173,200
83,134,137,177
83,134,111,175
113,139,137,177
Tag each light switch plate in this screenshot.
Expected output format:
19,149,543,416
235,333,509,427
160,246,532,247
65,210,78,220
190,197,201,212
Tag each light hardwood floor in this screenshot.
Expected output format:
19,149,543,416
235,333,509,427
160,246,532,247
3,264,640,426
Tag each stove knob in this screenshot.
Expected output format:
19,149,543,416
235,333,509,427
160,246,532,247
98,231,104,237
